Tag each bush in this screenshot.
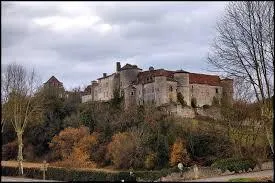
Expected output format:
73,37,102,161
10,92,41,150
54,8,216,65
1,165,185,182
1,166,136,182
2,141,18,160
135,167,182,181
144,153,157,170
211,158,257,173
169,138,190,166
107,132,136,169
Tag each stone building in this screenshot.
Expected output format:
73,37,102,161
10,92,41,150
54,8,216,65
81,62,233,110
44,76,64,88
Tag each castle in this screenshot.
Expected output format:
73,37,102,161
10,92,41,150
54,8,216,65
82,62,233,109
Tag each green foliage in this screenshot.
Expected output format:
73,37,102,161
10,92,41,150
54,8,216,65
134,167,182,181
191,98,197,108
1,166,136,181
187,134,232,160
211,158,257,173
177,92,187,107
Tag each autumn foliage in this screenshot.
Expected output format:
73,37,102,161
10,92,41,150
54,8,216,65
169,138,190,167
107,132,138,169
49,126,98,168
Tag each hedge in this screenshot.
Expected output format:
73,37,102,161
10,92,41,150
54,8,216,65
211,158,257,173
134,166,184,181
1,166,184,181
1,166,136,181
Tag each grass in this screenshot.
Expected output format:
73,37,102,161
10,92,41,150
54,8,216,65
229,178,257,182
229,176,273,182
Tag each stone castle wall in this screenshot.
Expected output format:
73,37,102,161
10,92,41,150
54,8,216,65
190,84,223,107
81,63,233,118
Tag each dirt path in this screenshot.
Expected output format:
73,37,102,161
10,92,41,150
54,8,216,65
187,169,273,182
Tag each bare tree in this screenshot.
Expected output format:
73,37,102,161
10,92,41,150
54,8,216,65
208,1,274,102
2,63,43,175
208,1,274,155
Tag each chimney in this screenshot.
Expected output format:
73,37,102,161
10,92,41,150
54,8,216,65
116,62,121,72
103,73,107,78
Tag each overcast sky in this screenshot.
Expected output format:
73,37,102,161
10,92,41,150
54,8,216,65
2,1,227,90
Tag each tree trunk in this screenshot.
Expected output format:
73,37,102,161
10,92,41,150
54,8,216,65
17,131,24,176
265,126,274,155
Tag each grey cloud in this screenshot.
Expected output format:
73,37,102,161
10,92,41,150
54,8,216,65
1,1,227,89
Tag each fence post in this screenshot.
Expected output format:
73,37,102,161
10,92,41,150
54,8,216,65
193,164,199,179
40,160,49,180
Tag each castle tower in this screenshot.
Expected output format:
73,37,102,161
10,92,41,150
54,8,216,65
119,63,142,95
220,78,233,106
174,70,190,106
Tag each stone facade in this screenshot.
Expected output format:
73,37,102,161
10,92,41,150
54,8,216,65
82,62,233,112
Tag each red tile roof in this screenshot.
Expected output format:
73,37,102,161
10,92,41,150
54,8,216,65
189,73,221,86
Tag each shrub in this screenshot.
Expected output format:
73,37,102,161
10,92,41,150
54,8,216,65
144,153,157,170
211,158,257,173
1,166,136,181
191,98,197,108
135,167,182,181
2,140,18,160
169,138,190,166
49,126,90,160
107,132,136,169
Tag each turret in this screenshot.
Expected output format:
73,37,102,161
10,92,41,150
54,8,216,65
220,78,233,106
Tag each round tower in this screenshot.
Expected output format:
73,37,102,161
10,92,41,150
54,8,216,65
174,71,190,106
119,64,142,91
220,78,233,106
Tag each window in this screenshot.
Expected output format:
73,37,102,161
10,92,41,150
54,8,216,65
131,91,134,95
191,86,194,93
216,88,218,94
152,87,154,92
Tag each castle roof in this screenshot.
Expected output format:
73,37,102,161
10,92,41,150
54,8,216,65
97,73,116,80
189,73,221,86
120,63,142,71
44,76,63,86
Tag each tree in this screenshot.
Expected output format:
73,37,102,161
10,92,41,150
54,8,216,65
49,126,89,160
208,1,274,155
208,1,274,102
2,63,43,175
170,138,190,167
107,132,136,169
